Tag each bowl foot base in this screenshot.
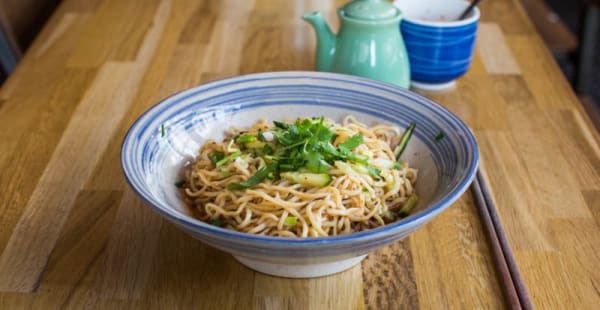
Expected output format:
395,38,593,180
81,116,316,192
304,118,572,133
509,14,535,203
234,254,367,278
411,80,456,91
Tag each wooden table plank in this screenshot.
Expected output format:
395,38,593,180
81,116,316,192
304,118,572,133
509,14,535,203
0,0,599,308
361,239,419,309
410,194,506,309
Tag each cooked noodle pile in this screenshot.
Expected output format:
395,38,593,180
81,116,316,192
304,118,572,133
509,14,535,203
180,116,418,237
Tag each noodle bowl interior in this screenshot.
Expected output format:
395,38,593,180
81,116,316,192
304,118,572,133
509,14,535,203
179,115,419,237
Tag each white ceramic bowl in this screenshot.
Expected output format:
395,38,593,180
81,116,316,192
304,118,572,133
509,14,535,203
121,71,479,278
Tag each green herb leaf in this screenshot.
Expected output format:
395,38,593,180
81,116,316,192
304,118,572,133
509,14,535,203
274,131,294,146
263,143,274,155
273,121,287,129
210,218,222,227
306,151,330,173
435,132,444,141
330,133,338,142
320,142,338,157
284,216,298,226
228,163,277,190
313,118,333,142
210,151,225,166
288,124,299,135
339,134,363,150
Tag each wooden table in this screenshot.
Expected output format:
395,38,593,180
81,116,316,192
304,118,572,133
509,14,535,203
0,0,598,308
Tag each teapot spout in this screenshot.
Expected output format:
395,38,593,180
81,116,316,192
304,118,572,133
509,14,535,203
302,11,336,72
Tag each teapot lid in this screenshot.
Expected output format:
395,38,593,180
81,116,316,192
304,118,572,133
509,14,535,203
341,0,398,20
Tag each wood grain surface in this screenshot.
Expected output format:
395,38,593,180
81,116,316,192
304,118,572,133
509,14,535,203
0,0,598,309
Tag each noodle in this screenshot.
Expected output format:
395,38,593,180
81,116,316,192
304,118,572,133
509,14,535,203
180,116,418,237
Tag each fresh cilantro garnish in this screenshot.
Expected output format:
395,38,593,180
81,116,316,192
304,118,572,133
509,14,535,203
225,117,375,190
263,143,274,155
273,121,287,129
339,134,363,150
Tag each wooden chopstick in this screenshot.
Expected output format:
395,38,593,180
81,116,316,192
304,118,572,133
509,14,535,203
471,170,534,310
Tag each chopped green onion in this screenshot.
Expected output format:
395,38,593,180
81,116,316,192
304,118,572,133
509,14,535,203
228,163,277,190
238,134,257,143
210,151,225,166
210,218,222,227
216,151,241,167
284,216,298,226
394,122,416,160
226,135,240,153
273,121,287,129
161,124,166,137
367,166,382,180
392,161,403,170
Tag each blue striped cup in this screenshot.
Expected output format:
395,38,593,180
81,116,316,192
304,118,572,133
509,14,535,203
394,0,480,91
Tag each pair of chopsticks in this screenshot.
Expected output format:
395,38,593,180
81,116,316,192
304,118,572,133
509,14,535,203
471,170,534,309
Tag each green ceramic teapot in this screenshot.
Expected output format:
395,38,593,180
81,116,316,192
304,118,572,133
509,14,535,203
303,0,410,88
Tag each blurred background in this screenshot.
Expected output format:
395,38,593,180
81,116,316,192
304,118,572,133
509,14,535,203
0,0,598,127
